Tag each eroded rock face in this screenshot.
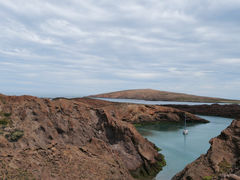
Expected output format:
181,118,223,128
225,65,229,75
0,95,164,179
75,98,209,124
172,119,240,180
108,104,208,124
164,104,240,119
0,95,207,179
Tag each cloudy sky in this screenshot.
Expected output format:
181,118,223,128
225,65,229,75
0,0,240,99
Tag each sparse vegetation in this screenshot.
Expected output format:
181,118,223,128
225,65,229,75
219,159,231,173
0,167,35,180
156,154,166,168
154,145,162,152
133,123,141,127
0,118,10,126
130,153,166,179
202,175,213,180
0,111,12,128
5,130,24,142
0,111,12,117
3,112,11,117
0,97,6,104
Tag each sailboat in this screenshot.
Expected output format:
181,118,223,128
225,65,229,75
183,113,188,135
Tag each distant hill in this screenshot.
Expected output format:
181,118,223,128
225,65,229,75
89,89,240,103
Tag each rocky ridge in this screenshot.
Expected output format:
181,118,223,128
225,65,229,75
164,104,240,119
74,98,208,124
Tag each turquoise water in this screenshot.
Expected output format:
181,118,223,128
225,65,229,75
99,98,233,180
137,116,233,179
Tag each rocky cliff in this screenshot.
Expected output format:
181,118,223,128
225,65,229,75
164,104,240,119
172,119,240,180
74,98,208,124
0,94,206,179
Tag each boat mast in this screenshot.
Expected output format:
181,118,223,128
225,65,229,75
183,112,188,135
184,113,186,130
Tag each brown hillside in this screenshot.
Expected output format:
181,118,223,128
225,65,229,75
90,89,240,103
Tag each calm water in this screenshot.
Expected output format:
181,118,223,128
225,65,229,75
137,116,233,180
99,98,233,180
95,97,231,105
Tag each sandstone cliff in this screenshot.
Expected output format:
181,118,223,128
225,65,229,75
172,119,240,180
0,94,206,179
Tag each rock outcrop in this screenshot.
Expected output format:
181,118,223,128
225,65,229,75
172,119,240,180
74,98,208,124
0,94,207,179
164,104,240,119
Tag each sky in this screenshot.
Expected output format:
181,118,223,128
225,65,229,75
0,0,240,99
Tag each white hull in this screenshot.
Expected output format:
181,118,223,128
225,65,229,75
183,129,188,135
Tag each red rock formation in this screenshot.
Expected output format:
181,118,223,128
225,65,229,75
75,98,208,124
172,119,240,180
0,94,207,179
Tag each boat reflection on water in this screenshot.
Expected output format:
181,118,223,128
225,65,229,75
184,133,187,152
183,113,188,135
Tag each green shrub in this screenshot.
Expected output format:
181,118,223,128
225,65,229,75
130,153,166,179
202,176,212,180
155,146,162,152
0,111,11,117
133,123,143,127
5,130,24,142
3,112,11,117
0,112,12,127
0,118,9,126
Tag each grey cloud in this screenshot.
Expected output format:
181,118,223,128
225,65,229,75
0,0,239,98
